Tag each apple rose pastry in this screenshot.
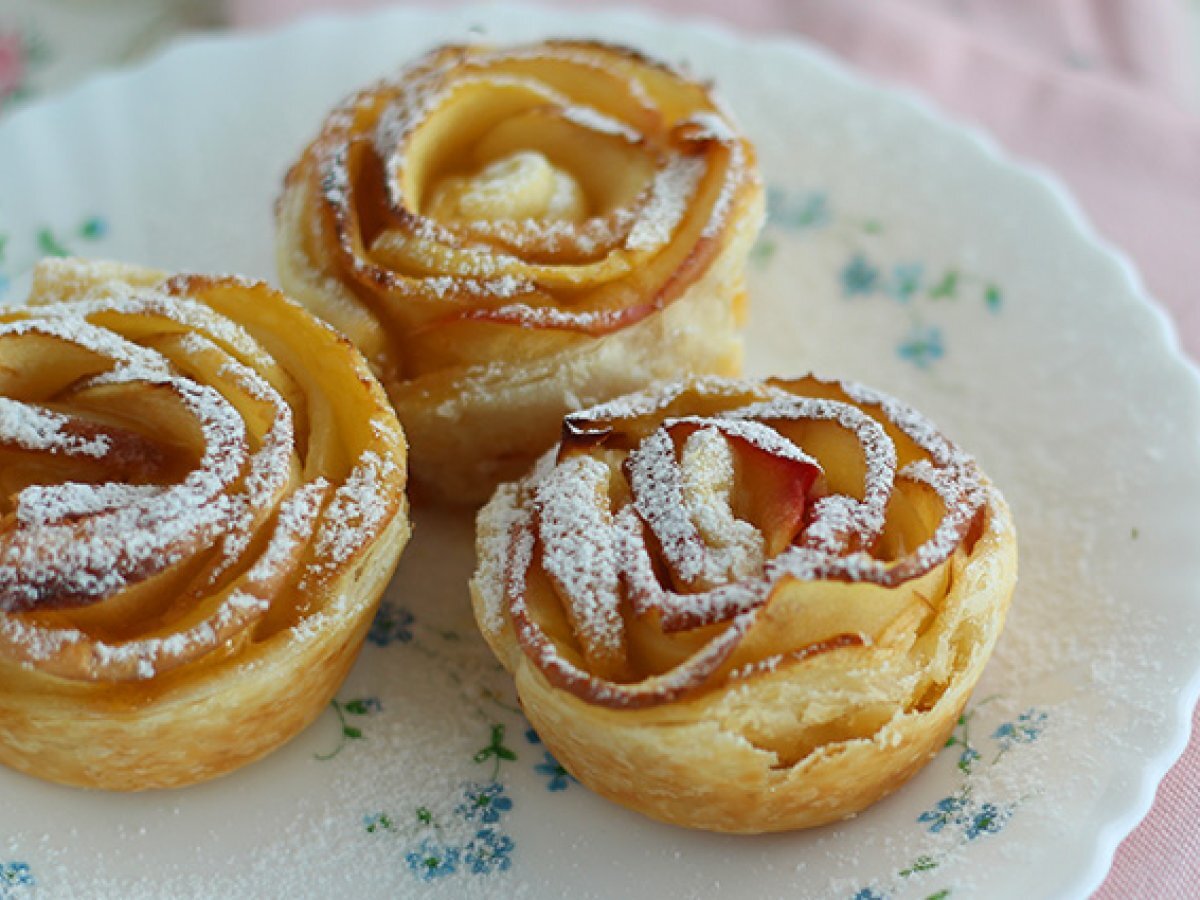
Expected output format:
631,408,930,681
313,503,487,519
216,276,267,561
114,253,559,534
0,259,410,790
471,375,1016,832
277,40,764,503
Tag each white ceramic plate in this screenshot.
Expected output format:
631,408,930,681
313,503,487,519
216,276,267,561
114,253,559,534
2,5,1199,898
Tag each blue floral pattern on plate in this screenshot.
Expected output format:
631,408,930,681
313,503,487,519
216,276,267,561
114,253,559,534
0,215,109,302
850,706,1049,898
753,187,1003,369
0,861,34,899
0,194,1030,897
367,598,415,647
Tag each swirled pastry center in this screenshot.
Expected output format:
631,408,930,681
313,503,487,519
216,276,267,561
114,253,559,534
476,376,996,710
426,150,588,223
0,262,409,685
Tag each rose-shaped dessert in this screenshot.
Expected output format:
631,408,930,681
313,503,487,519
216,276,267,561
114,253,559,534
471,376,1016,832
0,259,410,790
277,40,764,503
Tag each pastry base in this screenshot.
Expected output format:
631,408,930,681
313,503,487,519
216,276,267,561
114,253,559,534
472,491,1016,833
394,190,763,505
0,508,410,791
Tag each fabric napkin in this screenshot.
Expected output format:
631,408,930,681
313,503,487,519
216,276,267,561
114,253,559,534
243,0,1200,894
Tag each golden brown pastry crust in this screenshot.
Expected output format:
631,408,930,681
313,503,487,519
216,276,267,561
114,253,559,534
276,40,764,503
471,375,1016,832
0,259,411,790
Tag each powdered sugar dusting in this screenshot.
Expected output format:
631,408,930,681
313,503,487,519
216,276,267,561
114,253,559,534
627,427,708,584
0,398,112,458
473,483,527,636
535,455,625,657
421,273,534,301
15,483,163,528
558,103,642,143
478,375,993,709
310,451,399,580
0,264,405,687
681,111,750,240
302,39,756,333
1,372,248,612
727,395,900,552
480,303,618,330
679,427,764,585
624,156,704,251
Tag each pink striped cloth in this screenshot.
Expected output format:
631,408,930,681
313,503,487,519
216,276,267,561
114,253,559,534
234,1,1200,895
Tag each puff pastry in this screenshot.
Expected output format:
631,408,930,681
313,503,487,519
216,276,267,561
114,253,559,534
471,375,1017,832
277,40,764,503
0,259,411,790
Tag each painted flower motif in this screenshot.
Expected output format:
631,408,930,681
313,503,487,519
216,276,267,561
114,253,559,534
749,236,777,269
473,723,518,778
927,269,959,301
0,33,26,102
534,751,576,792
887,262,923,303
406,839,460,881
362,812,395,834
840,253,879,296
899,855,939,878
984,283,1003,312
1,861,34,895
956,744,981,773
367,599,414,647
314,697,382,761
80,216,108,240
919,792,1012,841
964,802,1011,840
524,727,541,745
851,889,887,900
918,794,968,834
456,781,513,825
463,827,515,874
898,324,944,368
767,187,830,231
992,709,1047,751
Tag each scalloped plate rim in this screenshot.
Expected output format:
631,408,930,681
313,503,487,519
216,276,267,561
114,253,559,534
1,4,1199,898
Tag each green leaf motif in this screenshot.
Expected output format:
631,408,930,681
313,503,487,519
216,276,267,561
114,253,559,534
314,698,378,759
928,269,959,300
900,855,940,877
37,228,70,258
766,188,830,231
926,890,951,900
984,283,1002,312
80,217,107,240
750,237,777,268
474,723,518,777
366,814,394,833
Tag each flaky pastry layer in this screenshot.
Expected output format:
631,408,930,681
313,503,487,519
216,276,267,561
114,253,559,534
0,259,411,790
277,40,764,503
471,376,1017,831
